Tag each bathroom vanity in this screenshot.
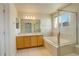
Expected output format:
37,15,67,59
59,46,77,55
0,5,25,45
16,33,44,49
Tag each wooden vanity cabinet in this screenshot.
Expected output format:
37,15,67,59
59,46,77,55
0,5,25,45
37,35,44,46
23,36,31,48
16,35,44,49
16,36,24,49
31,36,38,47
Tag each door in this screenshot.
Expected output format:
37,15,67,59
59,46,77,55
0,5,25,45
0,4,5,56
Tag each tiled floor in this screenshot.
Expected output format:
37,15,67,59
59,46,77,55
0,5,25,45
16,47,79,56
16,47,52,56
65,53,79,56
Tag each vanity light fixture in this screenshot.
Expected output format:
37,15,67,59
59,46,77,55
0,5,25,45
24,16,36,20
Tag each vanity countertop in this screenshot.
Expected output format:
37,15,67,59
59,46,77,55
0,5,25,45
16,33,43,36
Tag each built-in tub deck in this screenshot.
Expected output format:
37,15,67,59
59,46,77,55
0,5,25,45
44,37,75,56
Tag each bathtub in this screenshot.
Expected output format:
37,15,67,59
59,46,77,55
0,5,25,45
44,37,75,56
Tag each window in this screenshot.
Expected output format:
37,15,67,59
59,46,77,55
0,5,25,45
59,12,69,27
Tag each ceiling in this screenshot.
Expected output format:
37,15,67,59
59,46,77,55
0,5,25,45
15,3,69,14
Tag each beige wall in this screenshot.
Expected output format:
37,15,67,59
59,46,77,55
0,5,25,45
0,4,5,56
4,4,17,56
18,13,52,36
77,12,79,44
51,13,59,37
9,4,17,56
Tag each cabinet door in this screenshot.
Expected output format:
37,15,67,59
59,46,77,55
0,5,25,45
16,36,24,49
31,36,37,47
24,36,31,48
37,35,44,46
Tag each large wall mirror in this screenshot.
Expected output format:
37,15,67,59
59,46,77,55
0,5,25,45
20,19,41,33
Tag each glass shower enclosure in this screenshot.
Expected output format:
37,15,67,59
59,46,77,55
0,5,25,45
52,4,79,55
57,10,77,55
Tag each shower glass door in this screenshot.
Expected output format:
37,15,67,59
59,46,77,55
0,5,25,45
58,11,76,55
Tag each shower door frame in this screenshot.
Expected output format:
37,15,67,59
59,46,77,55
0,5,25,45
57,10,78,56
